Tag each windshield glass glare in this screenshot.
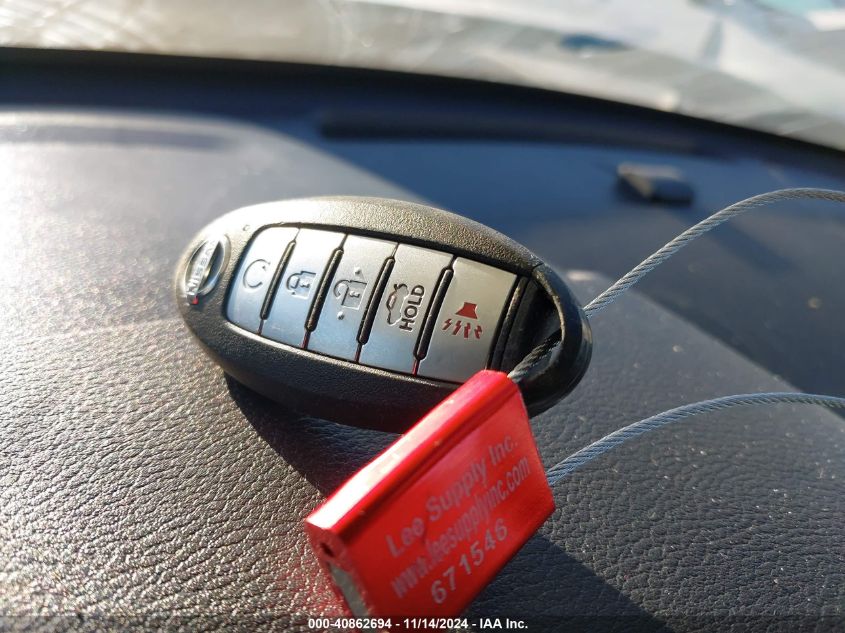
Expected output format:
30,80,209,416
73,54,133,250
4,0,845,150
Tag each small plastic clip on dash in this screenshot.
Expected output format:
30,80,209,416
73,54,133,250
305,370,553,618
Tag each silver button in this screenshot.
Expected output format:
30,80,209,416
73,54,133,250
226,227,298,332
359,244,452,373
263,229,345,346
308,235,396,360
417,258,515,382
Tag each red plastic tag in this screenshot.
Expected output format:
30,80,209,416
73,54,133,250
305,370,554,617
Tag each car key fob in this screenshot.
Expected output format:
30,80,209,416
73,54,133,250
175,197,591,431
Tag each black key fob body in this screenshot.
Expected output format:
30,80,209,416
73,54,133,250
176,197,591,431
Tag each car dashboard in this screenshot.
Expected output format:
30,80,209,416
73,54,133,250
1,49,844,631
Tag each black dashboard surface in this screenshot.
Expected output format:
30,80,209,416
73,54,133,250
1,51,844,631
4,49,845,397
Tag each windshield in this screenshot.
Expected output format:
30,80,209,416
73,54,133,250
4,0,845,150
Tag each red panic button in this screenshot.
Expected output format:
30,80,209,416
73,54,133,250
305,370,554,617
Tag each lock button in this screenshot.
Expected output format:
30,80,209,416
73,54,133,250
262,229,345,346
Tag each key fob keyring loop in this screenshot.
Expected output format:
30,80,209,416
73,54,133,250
515,263,592,417
176,196,592,430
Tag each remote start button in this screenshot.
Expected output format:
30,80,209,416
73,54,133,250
308,235,397,360
418,258,515,382
359,244,452,373
263,229,344,346
226,227,298,332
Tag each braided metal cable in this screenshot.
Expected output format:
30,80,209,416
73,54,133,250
546,392,845,485
509,188,845,384
583,188,845,316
